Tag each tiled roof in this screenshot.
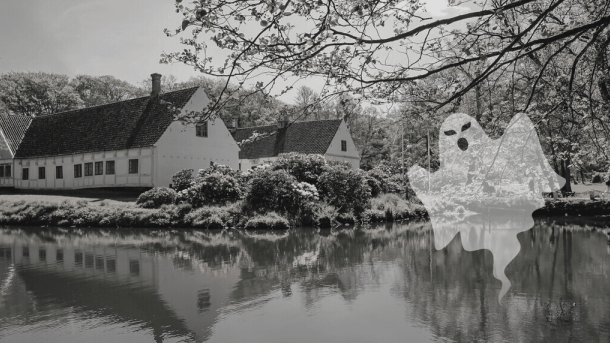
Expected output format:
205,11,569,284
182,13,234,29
14,87,199,158
0,112,32,154
232,119,342,160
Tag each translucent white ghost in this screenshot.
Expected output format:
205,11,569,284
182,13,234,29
408,113,565,303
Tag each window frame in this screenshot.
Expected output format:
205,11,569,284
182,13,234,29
22,168,29,180
84,162,93,177
128,159,139,174
196,121,208,137
56,166,63,179
38,166,45,180
5,165,10,178
106,161,115,175
341,140,347,152
94,161,103,175
74,164,82,178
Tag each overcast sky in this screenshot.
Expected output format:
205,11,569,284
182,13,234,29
0,0,467,102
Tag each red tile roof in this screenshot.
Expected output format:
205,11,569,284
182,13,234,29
0,112,32,155
232,119,342,160
14,87,199,158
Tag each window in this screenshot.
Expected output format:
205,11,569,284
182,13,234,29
84,162,93,176
74,164,82,178
5,165,10,177
106,161,115,175
38,167,45,179
128,159,138,174
341,140,347,152
210,161,214,167
239,163,241,171
56,166,63,179
95,161,103,175
22,168,29,180
0,166,4,178
196,121,208,137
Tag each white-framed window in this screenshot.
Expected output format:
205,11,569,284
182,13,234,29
341,140,347,152
84,162,93,176
128,159,139,174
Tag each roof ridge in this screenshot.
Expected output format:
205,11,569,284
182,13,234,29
37,86,200,117
236,118,342,131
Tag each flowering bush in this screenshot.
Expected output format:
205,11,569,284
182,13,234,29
272,153,327,185
244,212,290,230
171,169,194,192
318,167,371,213
177,172,243,207
136,187,178,209
245,169,300,213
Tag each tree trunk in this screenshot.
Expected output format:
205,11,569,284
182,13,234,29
560,159,572,193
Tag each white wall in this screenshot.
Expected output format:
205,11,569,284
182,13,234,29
153,87,240,187
13,147,154,189
324,120,360,169
238,157,277,171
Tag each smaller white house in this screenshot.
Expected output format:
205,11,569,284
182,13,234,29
231,119,360,170
1,74,240,190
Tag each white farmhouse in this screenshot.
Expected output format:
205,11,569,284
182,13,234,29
231,118,360,169
0,74,240,190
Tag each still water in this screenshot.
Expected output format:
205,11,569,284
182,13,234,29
0,218,609,342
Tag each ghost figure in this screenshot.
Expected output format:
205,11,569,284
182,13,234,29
408,113,565,303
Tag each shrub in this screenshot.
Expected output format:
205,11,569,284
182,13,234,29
245,169,300,213
312,202,339,228
271,153,327,185
171,169,194,192
183,205,234,228
361,209,386,223
592,173,603,183
178,173,243,207
244,212,290,230
318,167,371,213
136,187,177,209
326,160,352,170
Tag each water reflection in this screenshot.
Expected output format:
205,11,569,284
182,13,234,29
0,218,609,342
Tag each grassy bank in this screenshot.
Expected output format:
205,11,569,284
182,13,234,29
1,195,608,230
0,194,428,230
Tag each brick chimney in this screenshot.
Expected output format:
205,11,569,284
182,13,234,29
150,73,162,98
277,114,289,129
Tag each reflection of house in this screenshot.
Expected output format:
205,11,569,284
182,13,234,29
0,73,240,190
0,238,241,342
231,118,360,170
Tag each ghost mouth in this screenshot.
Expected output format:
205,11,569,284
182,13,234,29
457,137,468,151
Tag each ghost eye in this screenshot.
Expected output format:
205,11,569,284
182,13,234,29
461,122,471,131
444,130,457,136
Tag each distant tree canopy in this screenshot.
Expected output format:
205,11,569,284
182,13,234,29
72,74,145,108
0,72,82,117
0,72,147,117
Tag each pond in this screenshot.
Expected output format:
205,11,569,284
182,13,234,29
0,218,609,342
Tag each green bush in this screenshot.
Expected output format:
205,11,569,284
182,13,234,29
136,187,178,209
178,173,243,207
318,167,371,213
271,153,328,185
244,212,290,230
171,169,194,192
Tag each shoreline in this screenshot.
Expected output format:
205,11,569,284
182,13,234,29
1,197,610,230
